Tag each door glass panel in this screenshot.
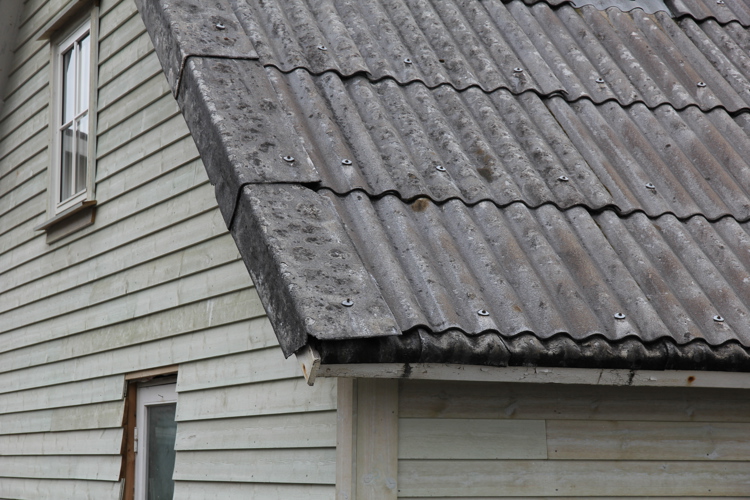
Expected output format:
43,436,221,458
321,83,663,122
60,125,74,201
75,114,88,194
77,35,90,114
61,48,75,124
146,403,177,500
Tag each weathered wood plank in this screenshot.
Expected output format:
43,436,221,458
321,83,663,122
547,420,750,461
0,82,48,144
99,0,137,40
0,148,46,202
399,418,547,460
0,165,46,218
0,259,251,356
397,460,750,497
0,193,46,242
98,31,154,87
2,44,47,101
0,314,271,394
0,105,47,167
0,208,226,310
336,378,356,500
0,205,45,255
0,66,47,125
173,449,336,484
357,379,399,500
0,428,123,455
175,411,337,451
176,378,337,421
0,478,122,500
0,128,46,182
399,380,750,422
97,52,163,111
99,11,146,64
0,229,241,338
96,73,171,136
0,401,125,435
177,347,302,392
0,455,122,481
0,376,124,415
0,291,267,376
173,481,335,500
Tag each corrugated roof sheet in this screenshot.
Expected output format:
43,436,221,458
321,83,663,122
232,0,750,112
138,0,750,369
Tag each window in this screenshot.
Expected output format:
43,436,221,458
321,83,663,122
134,382,178,500
54,21,91,211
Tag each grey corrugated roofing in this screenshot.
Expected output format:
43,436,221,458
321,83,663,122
137,0,750,370
232,0,750,112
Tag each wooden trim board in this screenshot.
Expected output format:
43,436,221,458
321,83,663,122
318,363,750,389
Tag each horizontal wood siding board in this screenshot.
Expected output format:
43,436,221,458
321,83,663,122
98,31,154,87
399,380,750,422
96,72,171,136
0,83,48,144
99,0,136,40
173,449,336,484
176,378,337,421
0,478,122,500
0,66,48,125
98,12,145,64
177,347,302,392
0,319,268,394
0,455,122,481
0,164,46,218
0,293,269,377
173,481,335,500
174,411,337,451
0,401,125,435
97,52,162,111
398,418,547,460
0,129,46,182
0,376,124,415
0,428,123,455
0,208,226,313
546,419,750,461
397,459,750,497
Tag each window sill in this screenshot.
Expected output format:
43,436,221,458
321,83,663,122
35,199,97,243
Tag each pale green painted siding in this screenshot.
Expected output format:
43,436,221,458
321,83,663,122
0,0,335,498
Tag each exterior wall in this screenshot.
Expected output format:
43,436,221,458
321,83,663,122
396,379,750,498
0,0,335,498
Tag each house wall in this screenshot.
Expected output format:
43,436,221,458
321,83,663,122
396,379,750,498
0,0,335,498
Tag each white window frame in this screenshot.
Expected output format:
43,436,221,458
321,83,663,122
50,17,96,214
135,382,177,500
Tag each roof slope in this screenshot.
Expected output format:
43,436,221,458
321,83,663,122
138,0,750,370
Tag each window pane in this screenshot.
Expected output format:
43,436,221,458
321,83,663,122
75,114,88,195
77,35,90,115
61,48,75,124
146,403,177,500
60,125,74,201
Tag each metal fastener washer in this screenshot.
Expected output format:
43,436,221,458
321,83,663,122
342,299,354,307
404,58,413,64
341,159,353,165
317,45,327,51
614,312,626,319
478,309,490,316
714,315,724,322
435,165,447,172
595,77,605,83
646,182,656,190
697,81,706,87
558,175,569,182
216,23,225,30
282,156,295,162
513,67,523,73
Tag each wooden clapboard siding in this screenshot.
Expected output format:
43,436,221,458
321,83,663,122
172,481,335,500
0,478,122,500
0,401,125,435
397,380,750,498
0,428,123,455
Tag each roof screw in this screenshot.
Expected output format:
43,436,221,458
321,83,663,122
404,58,413,64
317,45,327,51
697,81,707,87
595,77,605,83
435,165,447,172
478,309,490,316
717,0,724,4
342,298,354,307
713,315,725,322
282,155,295,162
614,312,626,319
646,182,656,190
513,67,523,73
216,23,226,30
558,175,569,182
341,158,353,165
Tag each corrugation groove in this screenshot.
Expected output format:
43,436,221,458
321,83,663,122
262,66,750,220
230,0,750,112
322,192,750,348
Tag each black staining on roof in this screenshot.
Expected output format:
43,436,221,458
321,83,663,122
137,0,750,370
